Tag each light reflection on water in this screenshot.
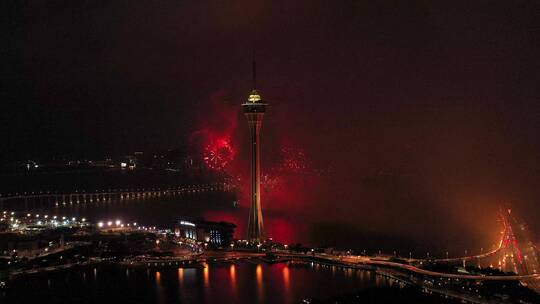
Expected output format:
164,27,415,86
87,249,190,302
155,271,165,304
229,264,238,301
282,264,291,299
6,261,392,304
229,264,236,284
203,262,209,288
256,264,263,301
178,268,184,286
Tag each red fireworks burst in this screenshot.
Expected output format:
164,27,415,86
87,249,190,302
280,146,308,172
261,145,313,192
203,137,235,170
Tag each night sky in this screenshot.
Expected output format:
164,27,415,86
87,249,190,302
2,1,540,250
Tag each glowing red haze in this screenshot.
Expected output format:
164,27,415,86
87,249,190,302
192,91,321,245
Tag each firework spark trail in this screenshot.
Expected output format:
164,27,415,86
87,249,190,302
203,136,235,170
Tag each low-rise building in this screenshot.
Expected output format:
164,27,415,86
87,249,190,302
175,218,236,248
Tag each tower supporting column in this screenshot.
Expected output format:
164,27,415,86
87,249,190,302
243,89,267,243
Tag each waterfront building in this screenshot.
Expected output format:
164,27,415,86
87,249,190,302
175,218,236,247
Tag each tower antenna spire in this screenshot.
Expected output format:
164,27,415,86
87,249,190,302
252,50,257,90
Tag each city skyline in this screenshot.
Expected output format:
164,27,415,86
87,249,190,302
3,3,540,248
2,2,540,302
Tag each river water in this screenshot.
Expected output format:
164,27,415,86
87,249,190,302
4,261,396,304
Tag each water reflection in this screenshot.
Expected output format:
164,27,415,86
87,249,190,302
229,264,237,287
282,264,291,299
203,263,209,288
5,262,393,304
155,271,165,304
256,264,263,300
184,268,195,283
229,264,238,301
178,268,184,286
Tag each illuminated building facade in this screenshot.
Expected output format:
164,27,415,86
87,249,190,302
243,89,267,243
175,218,236,247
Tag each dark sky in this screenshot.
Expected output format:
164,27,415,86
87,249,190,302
2,1,540,249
